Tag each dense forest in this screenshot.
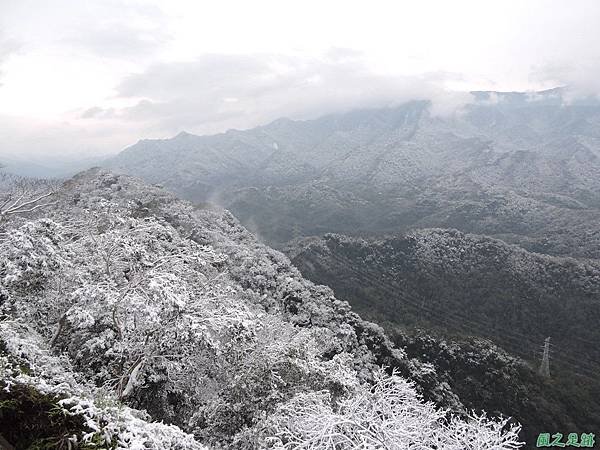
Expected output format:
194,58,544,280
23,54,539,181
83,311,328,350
97,93,600,448
288,231,600,446
0,169,524,448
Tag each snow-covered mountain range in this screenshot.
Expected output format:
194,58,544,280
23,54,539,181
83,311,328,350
105,89,600,257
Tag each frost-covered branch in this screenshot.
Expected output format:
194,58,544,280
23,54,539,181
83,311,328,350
0,191,57,220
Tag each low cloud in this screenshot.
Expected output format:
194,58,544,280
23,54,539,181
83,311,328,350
0,113,136,166
81,51,473,137
0,35,18,61
3,0,600,172
530,60,600,103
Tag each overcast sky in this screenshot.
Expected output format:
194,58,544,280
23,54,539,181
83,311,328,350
1,0,600,163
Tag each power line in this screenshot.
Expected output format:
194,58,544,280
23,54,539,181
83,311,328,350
335,252,600,375
325,248,597,357
312,248,600,379
324,251,600,380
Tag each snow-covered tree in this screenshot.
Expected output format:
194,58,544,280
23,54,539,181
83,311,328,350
0,175,57,223
263,368,522,449
0,169,525,449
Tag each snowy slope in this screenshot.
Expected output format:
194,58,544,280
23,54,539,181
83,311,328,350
0,169,523,448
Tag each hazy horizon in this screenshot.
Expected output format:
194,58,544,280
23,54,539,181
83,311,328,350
2,0,600,165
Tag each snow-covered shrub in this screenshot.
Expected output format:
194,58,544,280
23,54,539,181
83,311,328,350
0,321,207,450
0,219,65,291
263,368,522,449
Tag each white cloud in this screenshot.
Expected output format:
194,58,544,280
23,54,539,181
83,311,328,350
1,0,600,164
530,60,600,103
0,114,133,162
0,32,20,83
87,52,473,135
63,21,171,60
0,34,19,61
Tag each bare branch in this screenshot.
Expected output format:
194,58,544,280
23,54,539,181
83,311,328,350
0,194,13,211
0,190,57,220
6,201,58,215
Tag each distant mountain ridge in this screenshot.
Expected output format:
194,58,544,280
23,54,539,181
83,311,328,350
105,90,600,257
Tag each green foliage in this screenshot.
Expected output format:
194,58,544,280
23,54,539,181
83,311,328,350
0,382,111,450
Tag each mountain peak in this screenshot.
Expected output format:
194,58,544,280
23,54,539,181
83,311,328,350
174,130,195,139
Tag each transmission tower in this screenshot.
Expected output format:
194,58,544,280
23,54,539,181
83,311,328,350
538,337,551,378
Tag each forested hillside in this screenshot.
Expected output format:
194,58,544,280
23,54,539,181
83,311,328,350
288,230,600,446
0,169,523,449
288,230,600,366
